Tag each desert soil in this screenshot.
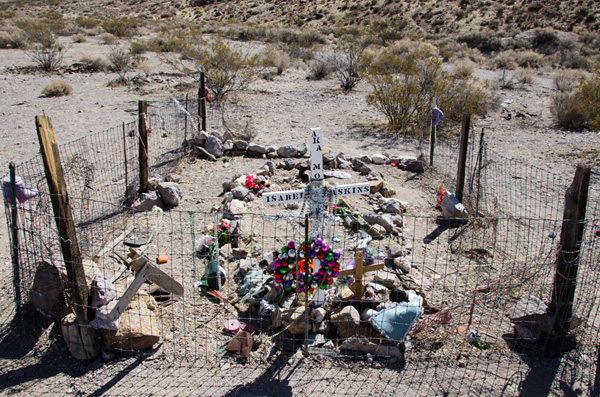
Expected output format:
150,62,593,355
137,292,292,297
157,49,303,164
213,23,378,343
0,36,599,396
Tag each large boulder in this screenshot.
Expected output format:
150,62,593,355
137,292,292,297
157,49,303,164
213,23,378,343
158,182,183,207
132,191,163,212
331,306,360,339
99,292,160,350
30,260,66,318
204,136,224,157
510,296,555,341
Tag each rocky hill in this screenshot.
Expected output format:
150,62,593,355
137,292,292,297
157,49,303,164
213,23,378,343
2,0,599,37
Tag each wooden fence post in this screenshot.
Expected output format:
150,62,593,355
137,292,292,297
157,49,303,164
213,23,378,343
551,164,591,351
138,100,148,193
455,113,471,202
8,163,21,320
122,122,128,197
36,115,97,358
199,71,207,132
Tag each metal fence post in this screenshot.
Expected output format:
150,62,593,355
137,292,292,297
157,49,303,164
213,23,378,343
138,100,149,194
455,113,471,202
8,163,21,321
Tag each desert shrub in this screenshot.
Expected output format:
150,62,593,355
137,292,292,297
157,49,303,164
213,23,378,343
108,45,133,83
438,40,473,61
163,35,259,103
129,40,151,55
75,16,100,30
490,52,517,70
226,23,269,42
364,46,489,132
79,55,109,72
553,69,582,92
275,28,326,59
15,19,56,48
552,49,590,70
515,68,536,84
514,50,542,68
551,93,588,129
259,46,290,75
307,54,334,80
72,34,87,43
28,43,66,71
0,28,26,49
551,71,600,130
41,80,72,97
330,40,367,90
532,28,559,54
496,69,516,89
457,31,502,53
453,59,476,79
152,24,199,53
366,20,407,46
101,17,138,38
100,33,117,45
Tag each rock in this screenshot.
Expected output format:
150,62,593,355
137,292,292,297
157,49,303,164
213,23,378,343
399,159,425,172
372,271,400,289
165,174,181,183
132,191,163,212
89,301,119,330
222,181,235,193
339,286,355,300
232,247,248,259
233,140,249,151
194,145,217,161
210,130,223,141
91,274,117,308
441,193,468,219
99,292,160,350
62,313,99,360
296,142,308,156
360,155,373,164
380,186,395,198
228,199,245,215
30,260,66,318
352,158,372,175
231,186,249,200
278,145,297,158
282,306,311,334
407,268,432,290
378,199,406,214
193,130,210,145
158,182,183,207
311,307,327,323
372,154,389,165
362,214,394,234
264,161,276,175
391,214,404,227
388,244,406,259
331,306,360,339
307,333,327,347
339,337,402,357
367,224,387,237
395,258,411,274
204,136,224,157
510,296,555,340
369,180,384,194
265,145,278,154
223,140,234,152
248,142,267,154
147,177,160,191
245,192,255,202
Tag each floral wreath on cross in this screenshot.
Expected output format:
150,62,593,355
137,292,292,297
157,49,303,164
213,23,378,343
271,238,341,293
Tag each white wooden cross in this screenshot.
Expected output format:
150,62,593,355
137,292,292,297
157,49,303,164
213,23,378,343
262,128,370,237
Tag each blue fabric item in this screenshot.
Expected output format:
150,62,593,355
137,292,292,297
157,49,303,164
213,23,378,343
432,107,444,127
370,291,423,342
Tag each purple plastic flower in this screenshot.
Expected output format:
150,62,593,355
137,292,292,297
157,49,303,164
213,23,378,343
548,230,557,239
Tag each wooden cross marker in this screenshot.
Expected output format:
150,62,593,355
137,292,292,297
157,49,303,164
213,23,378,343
262,128,370,237
338,251,385,299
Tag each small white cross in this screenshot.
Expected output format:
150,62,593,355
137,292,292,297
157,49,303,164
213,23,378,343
262,128,370,237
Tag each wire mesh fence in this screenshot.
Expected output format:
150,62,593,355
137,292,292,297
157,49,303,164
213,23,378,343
2,95,600,394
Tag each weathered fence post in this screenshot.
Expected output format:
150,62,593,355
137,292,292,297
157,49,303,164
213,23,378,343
199,71,207,132
138,100,148,193
8,163,21,320
429,119,436,167
455,113,471,202
36,115,97,358
551,164,591,351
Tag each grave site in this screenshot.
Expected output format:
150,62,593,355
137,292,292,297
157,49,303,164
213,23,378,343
1,89,600,395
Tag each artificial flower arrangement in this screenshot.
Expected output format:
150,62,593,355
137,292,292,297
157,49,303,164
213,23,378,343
271,238,341,293
196,220,230,289
331,197,356,216
245,175,264,191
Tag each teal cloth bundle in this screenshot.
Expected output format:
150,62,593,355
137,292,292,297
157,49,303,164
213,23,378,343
370,291,423,342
